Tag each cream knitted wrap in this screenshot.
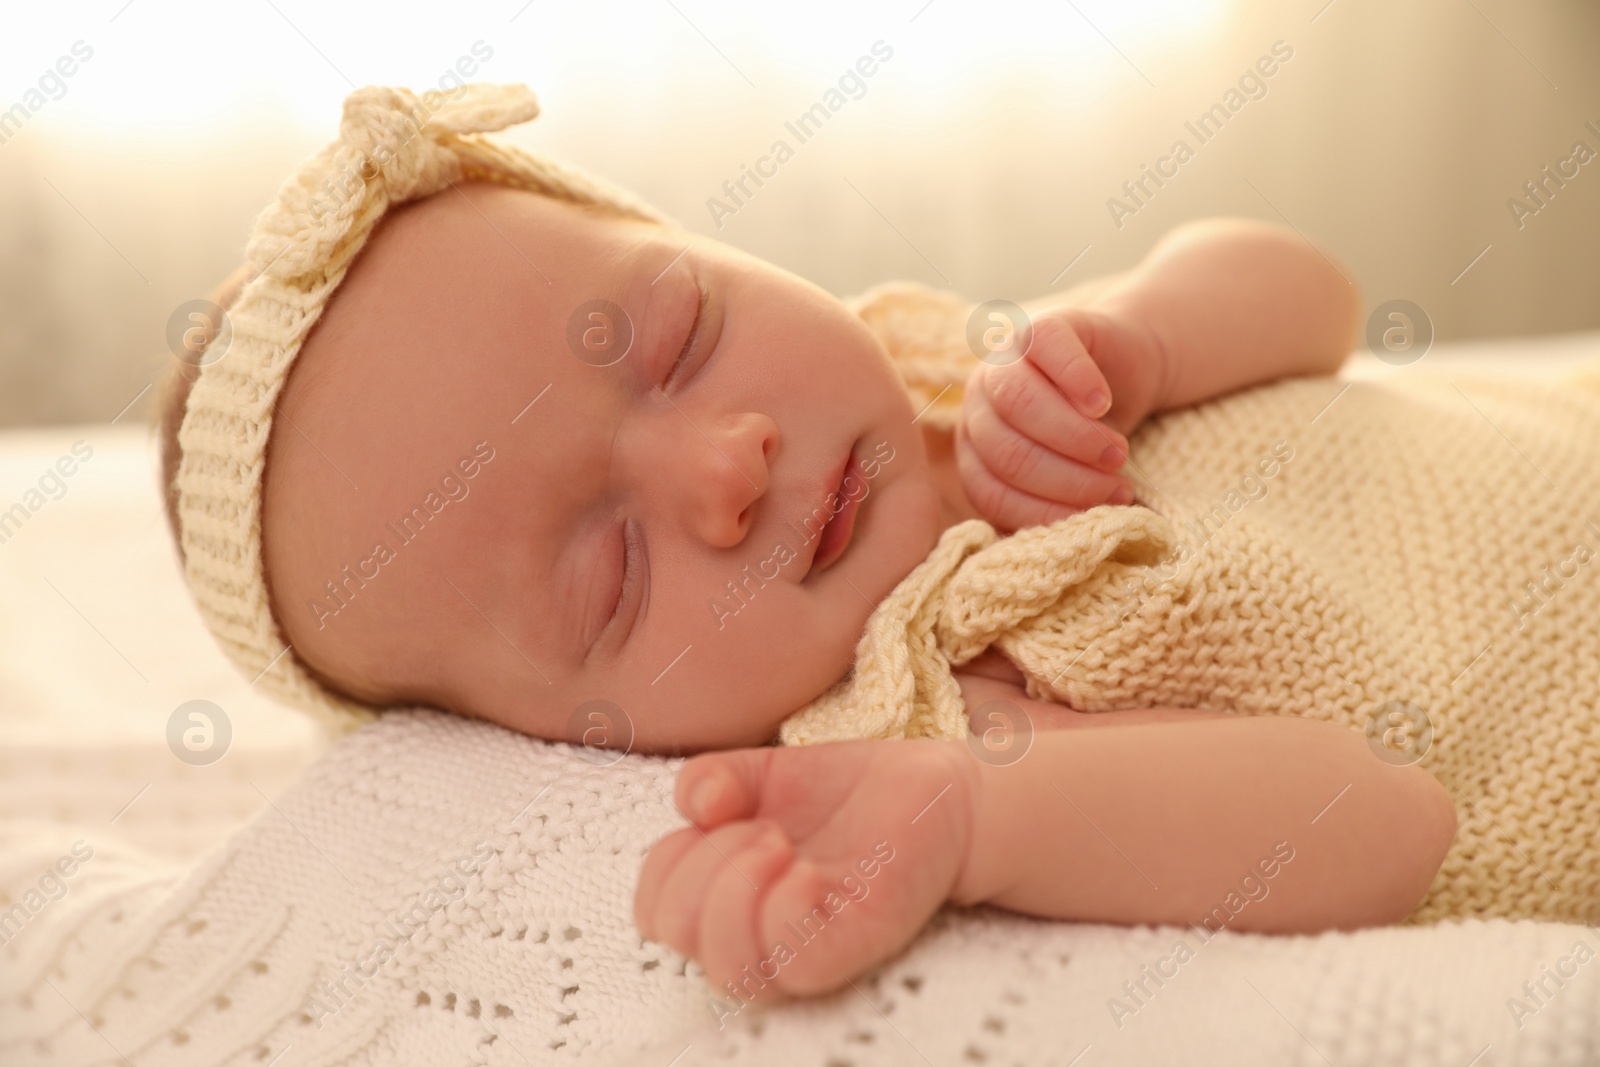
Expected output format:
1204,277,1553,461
781,283,1600,924
173,83,671,732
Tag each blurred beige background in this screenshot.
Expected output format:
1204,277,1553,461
1,0,1597,428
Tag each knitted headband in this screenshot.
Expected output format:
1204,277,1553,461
173,82,673,735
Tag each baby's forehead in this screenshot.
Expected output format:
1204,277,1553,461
263,186,655,692
291,186,652,411
330,184,646,333
264,184,690,596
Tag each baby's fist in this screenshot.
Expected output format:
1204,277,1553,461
634,741,973,1001
956,305,1163,531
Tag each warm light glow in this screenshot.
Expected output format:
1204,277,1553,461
0,0,1229,134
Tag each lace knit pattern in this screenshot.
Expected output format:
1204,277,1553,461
785,282,1600,926
7,710,1600,1066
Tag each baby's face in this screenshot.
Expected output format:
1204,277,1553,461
263,183,944,752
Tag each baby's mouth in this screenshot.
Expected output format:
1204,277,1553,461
806,445,868,578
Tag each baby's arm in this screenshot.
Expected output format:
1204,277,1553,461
1048,217,1361,413
635,699,1455,998
950,708,1454,929
956,219,1360,527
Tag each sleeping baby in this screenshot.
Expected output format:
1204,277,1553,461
163,83,1600,1004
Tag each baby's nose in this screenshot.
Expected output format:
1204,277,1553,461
677,411,779,548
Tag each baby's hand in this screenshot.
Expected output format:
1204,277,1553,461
956,305,1166,531
634,740,973,1000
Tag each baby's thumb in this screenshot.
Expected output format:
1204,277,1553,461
676,748,773,828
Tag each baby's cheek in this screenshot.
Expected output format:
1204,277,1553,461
682,606,860,747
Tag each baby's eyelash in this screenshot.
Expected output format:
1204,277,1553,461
665,283,709,384
609,518,646,634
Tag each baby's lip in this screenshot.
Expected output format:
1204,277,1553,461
803,444,866,580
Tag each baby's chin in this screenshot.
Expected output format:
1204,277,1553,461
853,465,945,596
799,468,944,669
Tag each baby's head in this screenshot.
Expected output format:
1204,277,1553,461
163,84,944,753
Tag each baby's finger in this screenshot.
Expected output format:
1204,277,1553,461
646,821,775,958
1023,312,1113,419
955,425,1105,533
964,396,1133,507
755,856,869,997
675,748,774,829
635,826,702,939
978,360,1128,472
697,824,795,993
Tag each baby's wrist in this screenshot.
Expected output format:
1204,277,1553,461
1084,291,1177,424
946,747,1017,908
1134,308,1178,419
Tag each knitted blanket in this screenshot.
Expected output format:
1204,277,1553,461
5,709,1600,1067
781,284,1600,926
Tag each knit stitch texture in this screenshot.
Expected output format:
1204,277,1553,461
7,710,1600,1067
784,282,1600,926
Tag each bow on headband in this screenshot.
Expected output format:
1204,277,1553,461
247,83,542,288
